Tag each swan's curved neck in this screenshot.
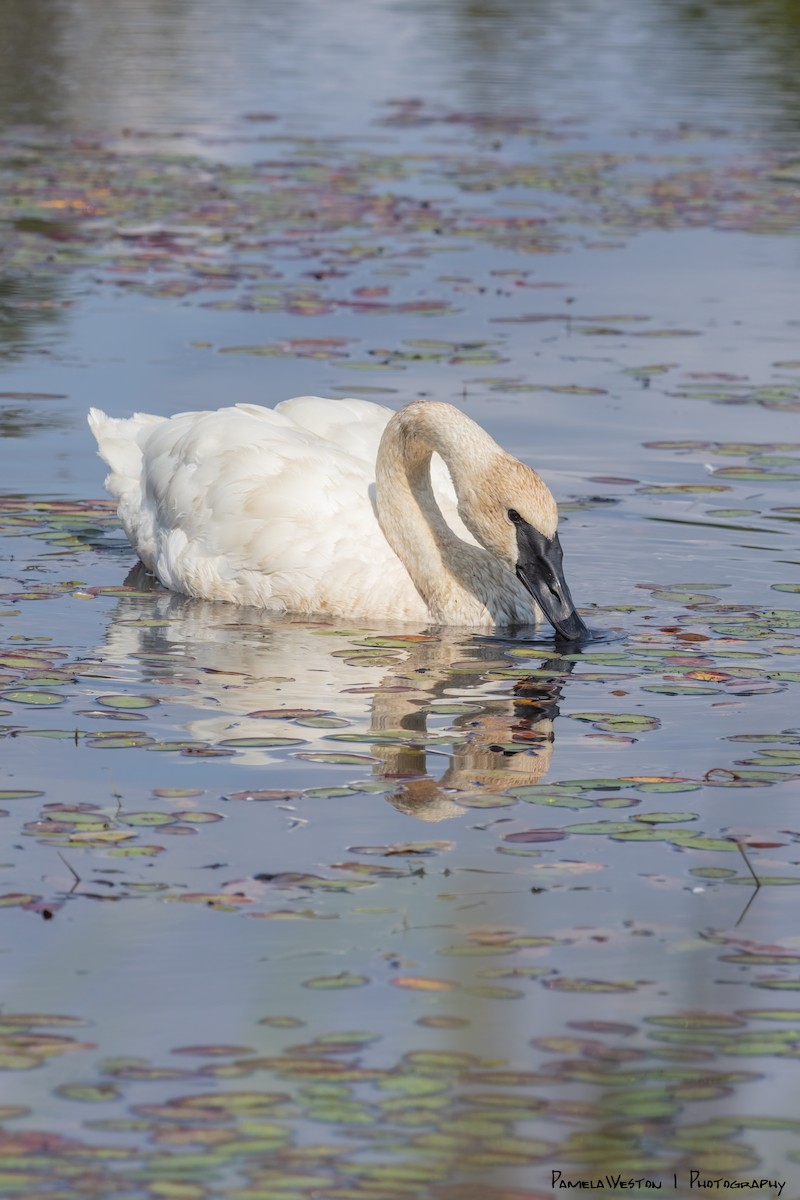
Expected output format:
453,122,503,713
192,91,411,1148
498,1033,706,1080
375,402,518,624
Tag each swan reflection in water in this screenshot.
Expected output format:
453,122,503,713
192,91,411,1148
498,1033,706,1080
99,576,575,822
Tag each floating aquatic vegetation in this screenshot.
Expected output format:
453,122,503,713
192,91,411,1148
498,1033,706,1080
2,116,800,354
4,521,799,1180
3,96,800,1194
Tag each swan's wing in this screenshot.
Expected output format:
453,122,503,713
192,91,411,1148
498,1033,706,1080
270,394,477,547
272,395,393,462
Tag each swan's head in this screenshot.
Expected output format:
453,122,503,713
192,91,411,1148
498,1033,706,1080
458,455,587,641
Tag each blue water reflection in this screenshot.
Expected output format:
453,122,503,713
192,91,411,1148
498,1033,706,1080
2,0,800,1192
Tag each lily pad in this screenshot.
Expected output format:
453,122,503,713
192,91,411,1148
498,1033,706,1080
55,1083,122,1103
96,694,160,709
295,752,380,765
218,736,306,748
571,712,660,733
503,829,568,844
302,974,370,990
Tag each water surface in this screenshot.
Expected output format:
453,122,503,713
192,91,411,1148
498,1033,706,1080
1,2,800,1195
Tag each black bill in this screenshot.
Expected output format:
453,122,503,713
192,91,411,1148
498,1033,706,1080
514,525,588,641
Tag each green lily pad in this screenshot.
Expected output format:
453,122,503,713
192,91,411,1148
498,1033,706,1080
0,893,40,908
348,841,452,856
294,716,350,728
510,791,593,809
455,792,517,808
713,467,800,481
571,712,660,733
302,974,370,990
19,729,86,739
173,811,223,824
303,786,356,799
462,984,524,1000
681,838,739,852
735,1010,800,1021
119,812,175,827
106,844,165,857
643,684,723,695
152,788,205,798
545,978,639,993
634,780,702,793
0,1052,42,1069
634,812,699,824
86,735,157,748
566,821,637,835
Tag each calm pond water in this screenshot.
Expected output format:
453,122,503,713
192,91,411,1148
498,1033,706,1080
1,2,800,1196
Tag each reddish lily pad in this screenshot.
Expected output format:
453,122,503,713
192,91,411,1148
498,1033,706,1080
503,829,568,844
391,977,459,992
223,789,302,802
55,1083,122,1102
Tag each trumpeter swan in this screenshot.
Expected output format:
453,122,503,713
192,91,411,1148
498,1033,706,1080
88,396,586,636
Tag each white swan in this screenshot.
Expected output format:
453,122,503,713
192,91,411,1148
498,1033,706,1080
88,396,586,636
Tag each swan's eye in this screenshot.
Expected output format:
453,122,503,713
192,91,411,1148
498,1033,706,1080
507,509,523,525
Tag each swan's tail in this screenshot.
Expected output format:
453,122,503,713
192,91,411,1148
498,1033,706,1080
88,408,166,571
88,407,164,501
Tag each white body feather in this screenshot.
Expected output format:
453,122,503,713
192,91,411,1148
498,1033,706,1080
88,396,557,626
